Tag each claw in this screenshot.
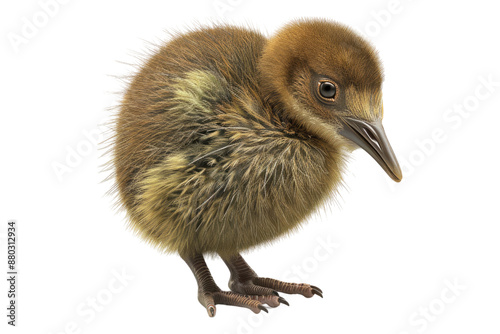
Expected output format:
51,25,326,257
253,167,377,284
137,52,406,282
208,304,216,317
258,304,269,313
271,290,280,296
278,297,289,306
311,285,323,293
312,288,323,298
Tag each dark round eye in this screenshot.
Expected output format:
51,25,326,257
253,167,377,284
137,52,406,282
318,81,337,99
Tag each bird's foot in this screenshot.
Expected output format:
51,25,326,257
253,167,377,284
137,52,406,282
184,253,321,317
198,290,285,317
223,253,323,302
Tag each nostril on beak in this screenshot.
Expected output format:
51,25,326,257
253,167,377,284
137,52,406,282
363,128,380,150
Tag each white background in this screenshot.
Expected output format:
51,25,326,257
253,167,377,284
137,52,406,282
1,0,499,333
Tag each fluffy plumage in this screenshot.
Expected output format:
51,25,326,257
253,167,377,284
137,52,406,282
109,19,385,258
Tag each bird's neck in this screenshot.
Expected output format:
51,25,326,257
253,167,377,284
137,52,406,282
258,89,344,151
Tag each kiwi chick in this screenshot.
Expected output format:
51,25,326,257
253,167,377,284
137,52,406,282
110,19,402,317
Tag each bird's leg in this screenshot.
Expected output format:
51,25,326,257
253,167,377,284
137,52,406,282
181,253,268,317
221,253,323,302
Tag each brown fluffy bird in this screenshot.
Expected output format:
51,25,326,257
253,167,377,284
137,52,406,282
109,19,402,317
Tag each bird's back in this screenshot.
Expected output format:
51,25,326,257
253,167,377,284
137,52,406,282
114,26,266,209
111,25,342,256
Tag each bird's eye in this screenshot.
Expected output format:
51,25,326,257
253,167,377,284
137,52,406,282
318,81,337,100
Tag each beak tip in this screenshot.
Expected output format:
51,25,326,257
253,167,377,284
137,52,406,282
392,171,403,183
390,168,403,183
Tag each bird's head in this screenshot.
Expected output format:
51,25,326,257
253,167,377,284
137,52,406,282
259,19,402,182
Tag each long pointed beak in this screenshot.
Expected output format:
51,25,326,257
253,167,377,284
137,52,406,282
339,118,402,182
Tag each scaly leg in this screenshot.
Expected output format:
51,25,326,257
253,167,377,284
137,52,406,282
182,253,269,317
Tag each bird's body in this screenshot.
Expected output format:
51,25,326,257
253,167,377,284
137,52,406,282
110,19,402,316
114,25,344,257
